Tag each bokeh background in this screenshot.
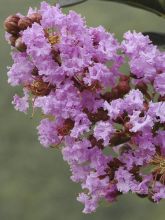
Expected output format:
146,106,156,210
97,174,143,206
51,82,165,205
0,0,165,219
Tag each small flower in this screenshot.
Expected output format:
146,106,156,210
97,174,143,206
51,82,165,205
12,89,29,113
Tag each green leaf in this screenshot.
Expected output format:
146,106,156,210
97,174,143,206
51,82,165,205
143,32,165,46
58,0,87,7
101,0,165,17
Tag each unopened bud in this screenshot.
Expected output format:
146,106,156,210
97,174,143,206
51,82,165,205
18,17,32,30
15,37,27,52
31,67,39,76
119,75,129,82
143,102,149,111
117,80,130,94
4,15,20,34
136,82,147,93
9,35,18,47
29,13,42,24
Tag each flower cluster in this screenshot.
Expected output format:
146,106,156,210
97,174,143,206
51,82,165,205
4,2,165,213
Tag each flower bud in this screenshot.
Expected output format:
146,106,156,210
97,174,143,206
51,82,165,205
143,102,149,111
18,17,32,30
31,67,39,76
15,37,27,52
9,35,18,47
136,82,147,94
29,13,42,24
111,88,119,99
117,80,130,95
4,15,20,34
119,75,129,82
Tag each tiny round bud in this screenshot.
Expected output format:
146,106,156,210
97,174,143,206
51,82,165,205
18,17,32,30
15,37,27,52
117,80,130,94
112,88,120,98
136,82,147,93
119,75,129,81
29,13,42,24
9,35,18,47
31,67,39,76
4,15,20,34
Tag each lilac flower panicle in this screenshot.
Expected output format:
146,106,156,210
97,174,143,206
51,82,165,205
4,1,165,214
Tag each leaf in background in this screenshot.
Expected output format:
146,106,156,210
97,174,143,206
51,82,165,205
101,0,165,17
143,32,165,46
58,0,87,7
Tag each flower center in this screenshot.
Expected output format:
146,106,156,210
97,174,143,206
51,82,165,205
48,35,60,45
26,78,54,96
150,154,165,184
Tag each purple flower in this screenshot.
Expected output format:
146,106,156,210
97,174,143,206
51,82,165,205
154,72,165,96
129,111,154,132
37,118,61,148
123,89,144,113
154,130,165,156
104,99,124,119
40,2,64,29
12,89,29,113
153,183,165,202
77,193,98,214
115,167,135,193
94,121,114,145
148,102,165,123
83,63,116,87
122,31,159,81
70,113,91,138
122,31,151,57
8,52,34,86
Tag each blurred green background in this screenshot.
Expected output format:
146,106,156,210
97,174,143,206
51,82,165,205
0,0,165,219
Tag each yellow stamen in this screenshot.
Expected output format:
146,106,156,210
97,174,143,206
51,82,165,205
48,35,60,45
150,154,165,185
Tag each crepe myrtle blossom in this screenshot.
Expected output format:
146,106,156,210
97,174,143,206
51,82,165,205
4,1,165,214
